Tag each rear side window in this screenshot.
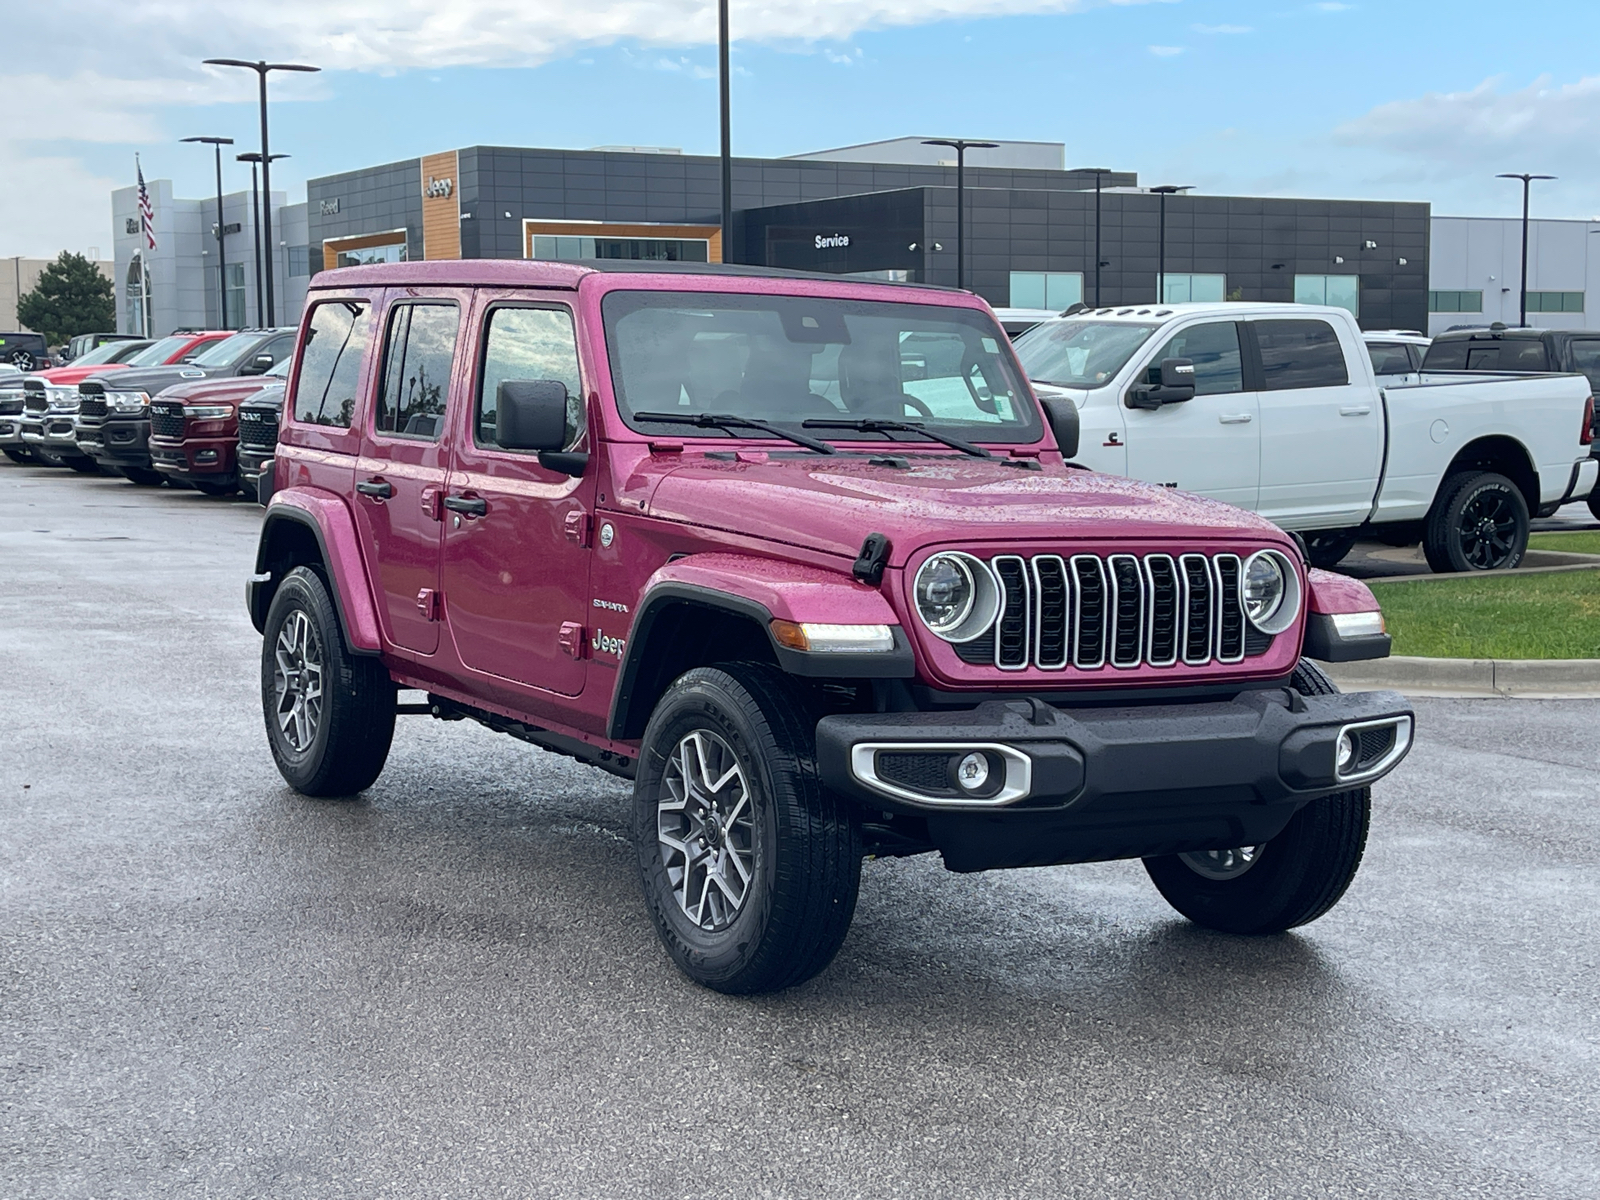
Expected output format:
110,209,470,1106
1421,340,1466,370
293,301,372,428
476,306,584,450
1148,322,1242,396
1568,339,1600,390
1254,320,1349,390
376,303,458,440
1367,343,1414,375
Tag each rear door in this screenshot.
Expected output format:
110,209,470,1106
1252,317,1382,528
439,296,595,696
1122,319,1260,510
350,291,466,655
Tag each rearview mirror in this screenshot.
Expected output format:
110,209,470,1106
1126,357,1196,410
497,379,586,476
1039,395,1080,459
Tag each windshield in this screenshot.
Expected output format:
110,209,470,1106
189,332,264,368
602,291,1040,444
127,336,192,366
1012,319,1160,387
72,340,141,367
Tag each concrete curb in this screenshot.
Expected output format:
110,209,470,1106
1324,655,1600,699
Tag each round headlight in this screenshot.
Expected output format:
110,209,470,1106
1241,550,1302,635
913,551,1002,643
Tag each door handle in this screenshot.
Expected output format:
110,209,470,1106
443,494,488,517
1218,413,1253,424
356,478,393,499
1340,406,1373,416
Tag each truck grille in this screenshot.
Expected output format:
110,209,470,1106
23,386,47,415
955,552,1265,671
237,406,279,449
149,403,185,440
77,395,107,420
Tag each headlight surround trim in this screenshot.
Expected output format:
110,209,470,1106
1242,549,1302,636
913,551,1002,644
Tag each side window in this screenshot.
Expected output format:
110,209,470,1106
1422,340,1467,370
476,307,584,450
1254,320,1349,390
1148,322,1243,396
1500,340,1550,371
1367,343,1413,376
1568,340,1600,390
376,303,458,440
292,301,372,428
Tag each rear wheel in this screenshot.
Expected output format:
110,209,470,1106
633,663,862,994
261,566,396,796
120,467,165,486
1142,660,1371,934
1423,470,1528,573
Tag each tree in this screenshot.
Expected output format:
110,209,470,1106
16,252,115,344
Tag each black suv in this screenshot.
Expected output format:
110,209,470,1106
0,332,50,371
77,328,295,485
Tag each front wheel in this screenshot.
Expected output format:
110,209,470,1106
1142,660,1371,934
2,447,28,464
32,447,67,468
194,480,236,497
261,566,396,796
1304,529,1356,570
65,457,102,475
120,467,165,486
633,664,862,994
1423,470,1528,573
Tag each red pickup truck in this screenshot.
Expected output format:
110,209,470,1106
249,261,1412,994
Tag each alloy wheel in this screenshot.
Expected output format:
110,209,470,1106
273,609,325,753
1179,844,1262,880
1457,490,1518,569
658,730,756,931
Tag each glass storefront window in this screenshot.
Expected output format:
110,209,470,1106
1428,290,1484,313
1158,273,1226,304
224,262,246,328
1009,272,1083,310
335,242,408,269
1527,291,1586,313
1294,274,1360,317
532,235,708,263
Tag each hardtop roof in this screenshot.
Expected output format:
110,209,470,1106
310,258,964,294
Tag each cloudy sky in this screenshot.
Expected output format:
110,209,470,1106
7,0,1600,258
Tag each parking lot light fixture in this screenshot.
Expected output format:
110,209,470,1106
1150,185,1193,304
204,59,320,326
1496,173,1556,327
1072,168,1114,306
923,139,999,290
237,152,287,328
182,137,234,328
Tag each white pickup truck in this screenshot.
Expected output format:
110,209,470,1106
1012,302,1598,571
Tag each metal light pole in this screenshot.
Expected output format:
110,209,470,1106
237,152,287,328
204,58,319,326
1150,184,1193,303
718,0,733,265
1496,172,1556,327
182,136,234,328
923,139,998,290
1072,168,1113,305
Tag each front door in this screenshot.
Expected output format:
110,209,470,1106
351,292,466,655
1122,320,1261,510
440,300,594,697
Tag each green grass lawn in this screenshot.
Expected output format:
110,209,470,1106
1369,569,1600,658
1528,530,1600,555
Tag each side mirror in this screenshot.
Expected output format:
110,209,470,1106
1039,395,1080,459
1126,357,1196,409
497,379,586,476
240,352,275,376
179,354,199,364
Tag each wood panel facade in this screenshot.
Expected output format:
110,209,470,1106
420,150,461,261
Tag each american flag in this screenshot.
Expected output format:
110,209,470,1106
136,155,157,251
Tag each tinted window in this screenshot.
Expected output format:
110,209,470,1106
292,301,372,429
1367,342,1414,376
1568,340,1600,390
188,332,263,368
1421,340,1467,370
1441,340,1551,372
377,304,458,440
1149,322,1242,396
1254,320,1349,390
477,307,584,450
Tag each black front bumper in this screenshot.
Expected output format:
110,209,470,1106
84,416,152,470
816,688,1413,872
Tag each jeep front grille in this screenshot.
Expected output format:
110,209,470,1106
956,552,1269,671
149,403,185,440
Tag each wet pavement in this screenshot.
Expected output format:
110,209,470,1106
2,461,1597,1199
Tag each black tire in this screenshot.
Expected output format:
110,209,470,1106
193,480,236,496
1142,659,1371,935
633,663,862,995
1586,489,1600,524
119,467,165,486
64,457,102,475
1423,470,1528,573
2,447,28,464
261,566,396,797
1304,530,1356,570
32,447,67,468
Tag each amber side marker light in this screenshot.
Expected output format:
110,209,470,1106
770,620,896,653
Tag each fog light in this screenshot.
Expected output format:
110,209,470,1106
1336,731,1355,773
196,449,218,463
956,752,990,791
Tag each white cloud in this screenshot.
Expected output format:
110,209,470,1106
1148,45,1186,57
1192,23,1251,34
1312,2,1353,10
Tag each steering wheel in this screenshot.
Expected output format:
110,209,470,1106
901,395,933,418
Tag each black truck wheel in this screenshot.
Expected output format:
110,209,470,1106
120,467,165,486
1304,530,1357,570
32,447,67,468
1143,660,1371,934
1422,471,1528,573
2,448,28,464
633,663,861,995
193,480,237,497
1587,489,1600,523
261,566,396,796
64,457,102,475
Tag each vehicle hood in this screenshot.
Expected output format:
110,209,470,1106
1030,379,1092,408
82,363,219,395
30,363,132,386
155,374,275,404
634,451,1287,561
240,384,286,411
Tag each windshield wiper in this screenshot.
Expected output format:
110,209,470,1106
802,417,993,459
632,411,837,455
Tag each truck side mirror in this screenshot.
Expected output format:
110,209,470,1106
498,378,587,476
1126,357,1197,409
1039,395,1080,459
240,353,276,376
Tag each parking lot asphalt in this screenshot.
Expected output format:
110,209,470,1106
2,461,1597,1200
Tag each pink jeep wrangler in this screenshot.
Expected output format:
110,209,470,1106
249,261,1413,994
